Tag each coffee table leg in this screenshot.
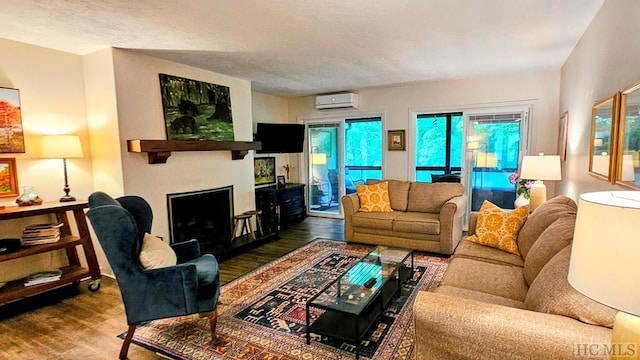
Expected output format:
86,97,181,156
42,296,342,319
355,317,360,359
306,304,311,345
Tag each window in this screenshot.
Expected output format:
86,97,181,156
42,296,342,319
415,112,463,182
345,117,382,181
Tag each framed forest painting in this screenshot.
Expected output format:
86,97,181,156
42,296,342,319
159,74,234,141
0,87,25,153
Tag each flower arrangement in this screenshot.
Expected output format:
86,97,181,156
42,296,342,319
509,173,534,199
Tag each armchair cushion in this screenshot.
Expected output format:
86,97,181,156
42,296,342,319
139,233,177,269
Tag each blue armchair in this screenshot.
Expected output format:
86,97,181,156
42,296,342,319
86,191,221,359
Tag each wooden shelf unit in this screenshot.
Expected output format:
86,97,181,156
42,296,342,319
0,201,101,305
127,139,261,164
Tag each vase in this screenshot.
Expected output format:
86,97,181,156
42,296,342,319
514,193,530,208
16,186,43,206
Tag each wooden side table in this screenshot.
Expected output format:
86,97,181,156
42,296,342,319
0,200,102,305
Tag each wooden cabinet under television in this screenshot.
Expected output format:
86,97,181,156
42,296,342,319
255,183,306,236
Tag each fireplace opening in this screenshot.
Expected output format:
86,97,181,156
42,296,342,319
167,186,233,255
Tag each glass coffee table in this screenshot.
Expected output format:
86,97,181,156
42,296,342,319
305,245,414,358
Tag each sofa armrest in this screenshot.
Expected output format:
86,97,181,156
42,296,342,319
413,291,612,360
341,193,360,241
468,211,479,236
438,195,467,254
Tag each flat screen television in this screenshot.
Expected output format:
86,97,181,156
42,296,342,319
255,123,305,154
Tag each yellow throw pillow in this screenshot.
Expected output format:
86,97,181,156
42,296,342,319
356,181,393,212
468,200,528,255
139,233,177,269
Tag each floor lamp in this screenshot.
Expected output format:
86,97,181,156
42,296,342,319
568,191,640,359
519,153,561,212
41,135,84,202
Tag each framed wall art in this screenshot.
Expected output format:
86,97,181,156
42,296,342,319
588,93,620,184
616,81,640,189
0,87,25,153
159,74,234,141
254,157,276,186
388,130,406,151
557,112,569,162
0,158,19,198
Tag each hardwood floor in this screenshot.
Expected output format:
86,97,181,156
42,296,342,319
0,216,344,360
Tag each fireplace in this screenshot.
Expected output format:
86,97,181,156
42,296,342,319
167,186,234,256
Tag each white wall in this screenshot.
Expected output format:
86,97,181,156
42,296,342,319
111,49,256,241
0,38,93,281
288,69,560,194
559,0,640,199
84,48,124,198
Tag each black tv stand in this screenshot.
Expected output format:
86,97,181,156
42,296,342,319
255,183,306,236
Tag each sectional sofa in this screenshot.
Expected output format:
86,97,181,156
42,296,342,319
413,196,616,359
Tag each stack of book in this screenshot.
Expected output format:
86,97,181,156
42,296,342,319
21,223,63,245
24,270,63,286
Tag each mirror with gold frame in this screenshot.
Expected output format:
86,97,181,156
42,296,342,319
616,82,640,189
588,93,620,183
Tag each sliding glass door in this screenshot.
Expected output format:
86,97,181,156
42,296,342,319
306,117,383,217
465,109,529,211
308,123,341,215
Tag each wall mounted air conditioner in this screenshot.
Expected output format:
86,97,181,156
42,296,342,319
315,92,359,109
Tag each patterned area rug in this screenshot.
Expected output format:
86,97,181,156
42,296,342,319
123,239,449,359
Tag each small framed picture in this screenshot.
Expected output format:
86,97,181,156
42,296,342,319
277,175,286,187
254,157,276,186
0,158,19,198
388,130,406,151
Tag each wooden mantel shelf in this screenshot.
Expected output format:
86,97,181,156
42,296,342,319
127,139,261,164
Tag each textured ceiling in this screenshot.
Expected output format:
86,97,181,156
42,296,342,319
0,0,604,97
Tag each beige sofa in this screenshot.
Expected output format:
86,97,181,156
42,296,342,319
413,196,616,359
341,179,466,255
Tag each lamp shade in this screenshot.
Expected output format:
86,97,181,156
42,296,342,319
520,153,561,180
41,135,83,159
311,153,327,165
568,191,640,316
475,152,497,167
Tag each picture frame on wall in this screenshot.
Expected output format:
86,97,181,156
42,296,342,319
0,158,19,198
159,74,234,142
557,112,569,161
0,87,26,153
388,130,406,151
254,157,276,186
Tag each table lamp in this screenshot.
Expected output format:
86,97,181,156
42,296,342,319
568,191,640,359
311,153,327,165
41,135,83,202
519,153,561,212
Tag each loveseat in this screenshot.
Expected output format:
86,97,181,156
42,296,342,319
413,196,616,359
341,179,466,255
